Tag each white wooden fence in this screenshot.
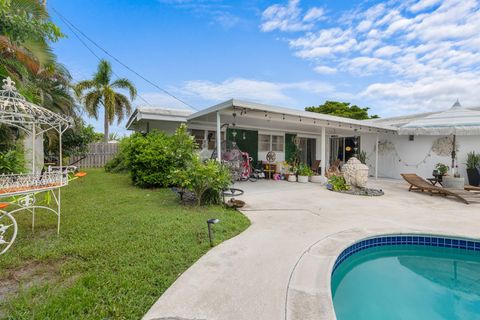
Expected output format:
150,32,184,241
69,142,119,168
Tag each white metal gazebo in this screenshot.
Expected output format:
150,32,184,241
0,77,73,255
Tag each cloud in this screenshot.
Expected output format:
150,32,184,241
260,0,325,32
179,78,334,105
314,65,337,74
262,0,480,114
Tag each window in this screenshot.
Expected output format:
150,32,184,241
271,135,284,152
259,134,270,151
259,134,284,152
207,130,224,150
191,129,205,148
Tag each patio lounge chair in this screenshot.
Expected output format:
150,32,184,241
311,160,321,174
400,173,480,204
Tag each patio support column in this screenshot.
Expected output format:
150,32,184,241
375,134,379,180
321,127,326,176
216,111,221,162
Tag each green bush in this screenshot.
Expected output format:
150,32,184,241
104,151,128,173
0,147,25,174
297,163,313,176
122,125,197,187
172,158,232,206
328,175,349,191
435,163,449,176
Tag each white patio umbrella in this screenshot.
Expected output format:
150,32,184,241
398,101,480,169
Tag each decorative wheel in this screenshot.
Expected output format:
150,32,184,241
222,188,245,197
266,151,276,163
0,206,18,255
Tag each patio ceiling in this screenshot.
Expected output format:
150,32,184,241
188,99,397,136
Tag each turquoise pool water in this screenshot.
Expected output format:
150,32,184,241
331,245,480,320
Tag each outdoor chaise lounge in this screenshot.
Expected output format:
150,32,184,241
401,173,480,204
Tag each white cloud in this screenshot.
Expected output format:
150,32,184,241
260,0,325,32
314,65,337,74
409,0,443,13
179,78,334,105
303,7,325,22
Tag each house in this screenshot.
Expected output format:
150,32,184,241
126,99,480,180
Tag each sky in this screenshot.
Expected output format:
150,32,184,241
48,0,480,135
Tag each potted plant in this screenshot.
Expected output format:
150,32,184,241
435,163,449,181
466,152,480,186
287,165,297,182
297,163,313,183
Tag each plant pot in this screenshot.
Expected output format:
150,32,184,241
467,168,480,186
310,175,327,184
287,174,297,182
297,175,309,183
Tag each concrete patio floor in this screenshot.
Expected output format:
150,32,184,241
143,179,480,320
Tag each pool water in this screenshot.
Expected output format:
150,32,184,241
331,245,480,320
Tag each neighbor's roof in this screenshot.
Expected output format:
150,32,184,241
188,99,397,132
126,106,193,129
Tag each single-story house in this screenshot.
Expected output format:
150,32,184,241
126,99,480,181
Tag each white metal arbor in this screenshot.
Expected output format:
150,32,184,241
0,77,73,255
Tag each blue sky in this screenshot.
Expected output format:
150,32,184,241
48,0,480,135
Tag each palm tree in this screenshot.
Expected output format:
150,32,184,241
74,60,137,142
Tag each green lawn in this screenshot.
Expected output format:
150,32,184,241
0,169,250,319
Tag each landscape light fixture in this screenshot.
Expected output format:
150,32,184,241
207,218,220,247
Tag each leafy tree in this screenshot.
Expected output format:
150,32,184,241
306,101,379,120
74,60,137,142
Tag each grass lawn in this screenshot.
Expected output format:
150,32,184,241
0,169,250,319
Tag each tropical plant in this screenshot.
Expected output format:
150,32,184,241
172,158,232,206
327,175,349,191
121,125,196,187
306,101,379,120
0,147,25,174
435,163,449,176
466,152,480,169
74,59,137,142
357,150,367,164
296,163,313,176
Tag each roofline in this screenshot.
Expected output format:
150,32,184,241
187,99,397,132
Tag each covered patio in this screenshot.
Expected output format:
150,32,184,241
187,99,396,179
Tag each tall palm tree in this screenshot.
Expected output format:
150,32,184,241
74,60,137,142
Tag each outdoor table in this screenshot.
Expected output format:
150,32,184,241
427,177,443,186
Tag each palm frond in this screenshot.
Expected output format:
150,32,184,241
110,78,137,100
93,59,112,86
103,87,116,124
84,90,102,119
74,80,97,99
113,93,131,124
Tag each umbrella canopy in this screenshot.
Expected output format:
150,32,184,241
398,101,480,136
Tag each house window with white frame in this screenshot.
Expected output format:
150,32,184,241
259,134,284,152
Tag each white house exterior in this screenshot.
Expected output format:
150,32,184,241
126,99,480,181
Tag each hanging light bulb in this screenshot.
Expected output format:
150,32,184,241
243,132,246,140
282,114,285,120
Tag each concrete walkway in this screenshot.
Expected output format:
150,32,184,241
144,179,480,320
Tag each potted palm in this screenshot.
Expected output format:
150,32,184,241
466,152,480,186
297,163,313,183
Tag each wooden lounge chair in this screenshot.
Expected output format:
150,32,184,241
400,173,480,204
311,160,321,174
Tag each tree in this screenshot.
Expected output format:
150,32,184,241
305,101,379,120
74,60,137,142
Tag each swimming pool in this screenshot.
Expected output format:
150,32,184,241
331,235,480,320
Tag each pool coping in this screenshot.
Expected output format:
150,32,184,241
285,227,480,320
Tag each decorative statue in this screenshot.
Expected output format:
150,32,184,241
341,157,369,188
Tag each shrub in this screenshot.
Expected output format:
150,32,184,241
122,125,197,187
0,147,25,174
327,175,349,191
105,151,128,173
466,152,480,169
172,158,232,206
297,163,313,176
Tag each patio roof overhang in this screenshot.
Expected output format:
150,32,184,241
187,99,397,135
